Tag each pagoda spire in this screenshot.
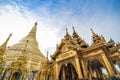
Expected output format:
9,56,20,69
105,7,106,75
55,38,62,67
90,28,101,44
66,28,70,36
28,22,37,37
72,26,76,34
72,26,79,38
0,34,12,53
46,51,48,59
72,27,88,48
64,28,71,40
46,51,49,62
90,28,106,45
56,43,59,49
90,28,97,36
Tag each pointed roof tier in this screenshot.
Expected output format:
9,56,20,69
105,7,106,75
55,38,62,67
64,28,71,40
107,38,115,48
7,22,44,57
72,27,88,48
91,28,97,37
90,28,105,45
72,27,80,38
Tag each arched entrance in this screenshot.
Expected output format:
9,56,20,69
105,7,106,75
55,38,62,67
59,63,78,80
11,71,21,80
87,59,105,80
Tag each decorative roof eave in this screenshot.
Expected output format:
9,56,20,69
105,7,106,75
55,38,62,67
78,42,106,53
109,44,120,52
51,41,64,59
51,51,59,59
90,28,106,45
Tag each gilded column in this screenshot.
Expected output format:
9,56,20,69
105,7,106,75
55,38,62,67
62,66,65,80
98,68,103,78
56,63,59,80
101,53,115,77
20,71,25,80
89,65,93,79
96,69,101,78
75,56,83,79
81,59,88,79
9,71,14,80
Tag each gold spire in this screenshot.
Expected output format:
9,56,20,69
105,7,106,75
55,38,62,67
90,28,101,44
56,43,59,49
101,34,106,43
0,34,12,53
90,28,96,36
72,27,79,38
72,26,76,34
47,51,48,59
64,28,71,39
8,22,45,57
28,22,37,37
66,28,69,35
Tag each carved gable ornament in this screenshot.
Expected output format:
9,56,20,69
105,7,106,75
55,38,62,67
61,44,68,52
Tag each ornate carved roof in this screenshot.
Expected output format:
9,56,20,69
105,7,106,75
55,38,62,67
72,27,89,48
51,27,89,60
90,28,106,45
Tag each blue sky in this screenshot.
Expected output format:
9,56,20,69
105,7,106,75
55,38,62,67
0,0,120,56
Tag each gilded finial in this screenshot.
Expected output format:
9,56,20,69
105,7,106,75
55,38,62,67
5,33,12,43
0,34,12,53
9,33,12,37
66,28,68,34
35,22,37,26
90,28,96,36
3,33,12,45
72,26,80,38
65,28,70,36
64,28,71,39
56,43,59,49
28,23,37,37
101,34,106,43
47,51,48,57
46,51,49,61
72,26,76,33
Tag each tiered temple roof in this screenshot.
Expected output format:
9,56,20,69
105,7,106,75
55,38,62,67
51,27,120,60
